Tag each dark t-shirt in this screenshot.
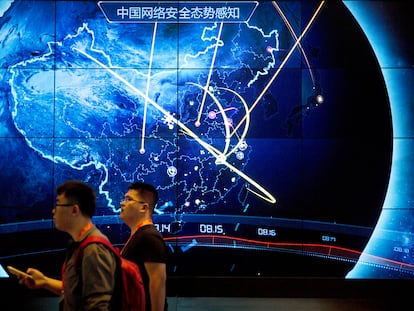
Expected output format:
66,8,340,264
121,224,169,311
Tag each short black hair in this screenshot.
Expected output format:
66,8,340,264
128,182,158,210
57,180,96,218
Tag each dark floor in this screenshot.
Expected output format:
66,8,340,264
5,296,401,311
1,277,409,311
169,297,398,311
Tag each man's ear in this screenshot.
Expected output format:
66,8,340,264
72,204,81,215
140,203,149,213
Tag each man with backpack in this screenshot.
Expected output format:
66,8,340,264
18,180,118,310
119,182,168,311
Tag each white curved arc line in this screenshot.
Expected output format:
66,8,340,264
246,187,276,204
73,48,276,204
197,22,224,125
221,160,277,204
218,87,251,158
272,1,315,84
187,81,231,156
180,125,276,204
231,1,326,137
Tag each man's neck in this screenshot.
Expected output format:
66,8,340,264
130,218,153,234
72,219,93,241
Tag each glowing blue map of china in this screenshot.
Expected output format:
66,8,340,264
9,1,290,213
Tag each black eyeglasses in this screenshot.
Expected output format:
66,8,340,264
121,197,146,204
55,203,75,207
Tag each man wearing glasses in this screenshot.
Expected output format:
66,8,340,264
19,180,118,311
120,182,168,311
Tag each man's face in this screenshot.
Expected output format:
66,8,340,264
119,189,147,224
52,193,75,232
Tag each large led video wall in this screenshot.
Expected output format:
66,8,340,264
0,0,413,279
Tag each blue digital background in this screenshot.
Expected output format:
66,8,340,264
0,1,412,279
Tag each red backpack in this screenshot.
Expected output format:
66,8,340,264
71,236,146,311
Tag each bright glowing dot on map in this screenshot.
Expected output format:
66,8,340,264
195,199,201,205
236,151,244,160
238,141,248,151
208,111,216,119
208,86,214,92
194,166,199,171
195,121,201,127
189,100,194,106
215,155,226,165
184,201,190,207
266,46,273,53
316,94,324,104
139,148,145,154
167,166,177,177
231,177,236,183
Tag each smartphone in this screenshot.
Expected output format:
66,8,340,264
6,266,33,280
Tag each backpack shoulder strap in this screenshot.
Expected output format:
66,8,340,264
74,236,120,265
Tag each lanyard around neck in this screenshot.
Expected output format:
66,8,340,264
76,222,93,240
133,219,153,233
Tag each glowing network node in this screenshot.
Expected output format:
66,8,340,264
215,155,227,165
316,94,324,104
208,111,216,119
238,141,248,151
236,151,244,160
167,165,177,177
